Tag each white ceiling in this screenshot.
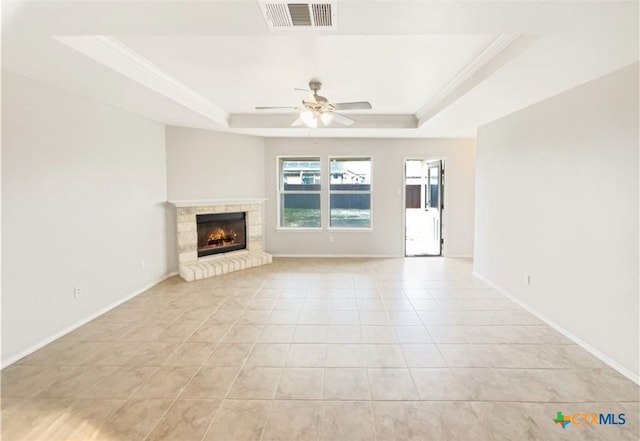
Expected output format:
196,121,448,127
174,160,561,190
2,1,638,138
117,34,497,114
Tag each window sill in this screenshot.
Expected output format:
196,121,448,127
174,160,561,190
327,227,373,232
276,227,323,232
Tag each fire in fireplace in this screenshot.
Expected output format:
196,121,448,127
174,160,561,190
196,212,246,257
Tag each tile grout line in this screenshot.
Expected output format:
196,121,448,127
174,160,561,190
141,281,232,441
256,279,309,441
36,282,223,440
200,277,271,441
366,266,381,441
390,285,424,404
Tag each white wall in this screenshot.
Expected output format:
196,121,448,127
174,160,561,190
165,127,266,272
474,63,639,380
2,72,170,365
165,126,265,201
264,137,475,257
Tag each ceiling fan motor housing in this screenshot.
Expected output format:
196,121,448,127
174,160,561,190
309,79,322,92
302,98,334,113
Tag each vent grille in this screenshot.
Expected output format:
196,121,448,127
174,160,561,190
288,4,312,26
259,1,336,29
264,3,291,27
312,4,332,27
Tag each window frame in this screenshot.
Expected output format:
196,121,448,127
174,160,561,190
327,156,373,231
277,156,323,231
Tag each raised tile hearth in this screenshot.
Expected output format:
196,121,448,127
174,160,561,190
170,199,272,281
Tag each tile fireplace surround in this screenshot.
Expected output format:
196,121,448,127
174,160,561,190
169,199,272,281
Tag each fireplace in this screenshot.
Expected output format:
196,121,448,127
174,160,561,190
196,212,246,257
171,198,271,282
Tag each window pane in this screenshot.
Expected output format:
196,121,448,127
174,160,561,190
330,194,371,228
429,168,439,208
405,160,423,178
330,158,371,191
282,159,321,190
281,193,321,228
329,158,372,228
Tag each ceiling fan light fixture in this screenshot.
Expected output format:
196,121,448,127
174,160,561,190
300,109,318,128
320,112,334,126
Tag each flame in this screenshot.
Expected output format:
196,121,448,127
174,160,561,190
207,228,229,241
206,228,237,246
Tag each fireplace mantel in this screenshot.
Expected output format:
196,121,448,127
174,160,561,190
169,198,272,281
169,198,267,208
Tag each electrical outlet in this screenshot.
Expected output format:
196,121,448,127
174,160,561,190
74,286,81,299
140,259,146,270
329,235,334,243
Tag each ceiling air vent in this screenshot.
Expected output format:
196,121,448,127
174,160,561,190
259,1,337,29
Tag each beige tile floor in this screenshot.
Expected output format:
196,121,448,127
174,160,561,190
2,257,638,441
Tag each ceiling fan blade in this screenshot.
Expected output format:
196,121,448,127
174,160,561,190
291,117,304,127
332,112,355,126
294,88,311,93
255,106,298,110
332,101,372,111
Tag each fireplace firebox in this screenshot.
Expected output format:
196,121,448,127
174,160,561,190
196,212,246,257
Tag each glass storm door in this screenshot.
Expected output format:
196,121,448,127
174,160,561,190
405,159,443,256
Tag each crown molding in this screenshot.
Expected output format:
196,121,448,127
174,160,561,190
416,34,538,126
54,35,229,127
229,113,417,129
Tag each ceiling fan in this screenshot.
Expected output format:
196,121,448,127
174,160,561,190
255,78,372,128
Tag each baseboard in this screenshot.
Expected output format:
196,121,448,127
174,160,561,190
270,254,400,258
472,271,640,385
1,271,178,370
271,254,468,259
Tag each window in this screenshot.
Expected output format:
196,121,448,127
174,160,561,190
279,158,321,228
329,157,372,228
